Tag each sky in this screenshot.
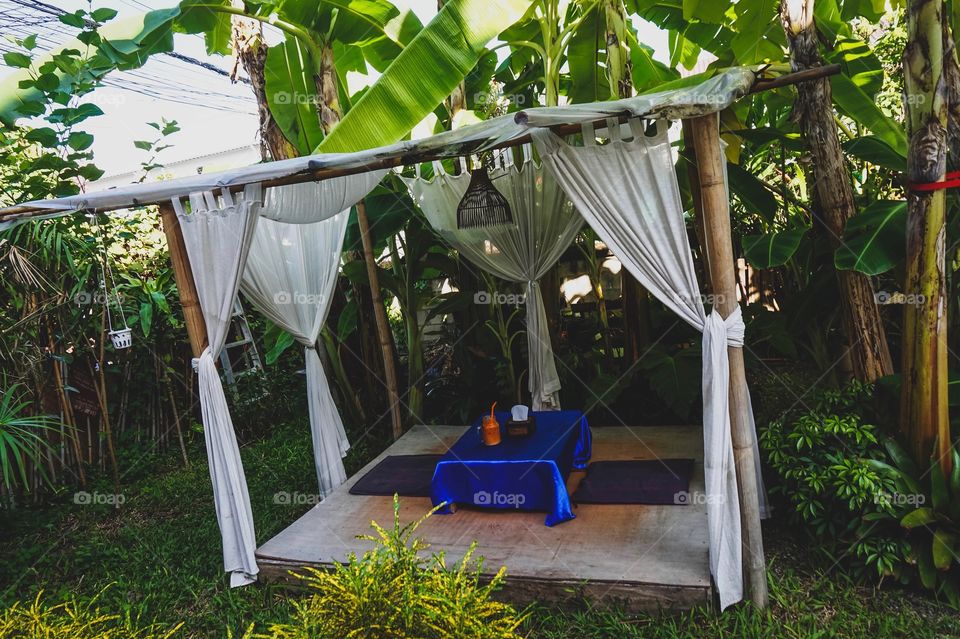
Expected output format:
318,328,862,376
0,0,669,179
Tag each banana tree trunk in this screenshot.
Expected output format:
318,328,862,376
438,0,467,120
603,0,631,99
315,43,342,136
230,13,299,161
901,0,951,471
780,0,893,382
945,38,960,170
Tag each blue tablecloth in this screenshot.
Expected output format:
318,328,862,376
431,410,592,526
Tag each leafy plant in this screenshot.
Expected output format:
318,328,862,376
872,438,960,607
760,381,907,579
0,383,61,498
252,496,527,639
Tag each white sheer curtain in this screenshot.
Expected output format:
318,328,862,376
173,185,261,587
531,118,766,610
240,211,351,498
403,150,582,410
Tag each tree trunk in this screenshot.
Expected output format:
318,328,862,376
439,0,467,121
230,12,299,161
945,35,960,170
603,0,631,100
901,0,951,471
780,0,894,382
314,43,342,137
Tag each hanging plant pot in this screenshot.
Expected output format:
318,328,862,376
109,328,133,350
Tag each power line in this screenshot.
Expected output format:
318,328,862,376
1,0,250,87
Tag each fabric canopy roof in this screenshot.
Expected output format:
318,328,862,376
0,67,754,229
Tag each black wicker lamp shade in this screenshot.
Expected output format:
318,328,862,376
456,165,513,229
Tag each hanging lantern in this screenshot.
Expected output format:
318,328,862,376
456,164,513,229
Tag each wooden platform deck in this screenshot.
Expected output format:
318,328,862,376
256,424,712,613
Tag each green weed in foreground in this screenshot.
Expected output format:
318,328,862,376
0,588,181,638
246,496,527,639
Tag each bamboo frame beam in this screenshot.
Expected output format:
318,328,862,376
0,65,840,224
688,112,768,608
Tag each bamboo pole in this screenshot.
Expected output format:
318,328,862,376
688,112,768,608
92,305,121,501
167,382,190,467
356,199,404,440
159,202,208,359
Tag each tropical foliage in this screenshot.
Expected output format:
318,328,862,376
1,0,959,630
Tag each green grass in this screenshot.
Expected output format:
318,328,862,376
526,535,960,638
2,417,959,638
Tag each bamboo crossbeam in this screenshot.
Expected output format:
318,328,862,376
0,65,841,223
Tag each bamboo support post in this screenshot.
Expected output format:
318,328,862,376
159,202,209,359
356,199,404,440
688,112,768,608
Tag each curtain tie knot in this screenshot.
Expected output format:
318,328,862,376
191,347,215,372
707,306,745,348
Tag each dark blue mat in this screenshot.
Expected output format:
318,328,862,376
572,459,695,505
348,454,442,497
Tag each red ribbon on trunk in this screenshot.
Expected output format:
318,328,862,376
909,171,960,192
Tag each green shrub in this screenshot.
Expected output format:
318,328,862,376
251,496,527,639
0,589,180,638
872,438,960,607
760,381,907,579
760,380,960,606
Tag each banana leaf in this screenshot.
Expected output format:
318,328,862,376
264,38,326,156
834,200,906,276
743,228,808,268
317,0,535,153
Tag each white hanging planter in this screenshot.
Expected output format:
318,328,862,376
109,327,133,350
91,211,134,351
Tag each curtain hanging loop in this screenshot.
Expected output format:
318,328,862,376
605,117,621,142
171,196,186,218
581,121,596,146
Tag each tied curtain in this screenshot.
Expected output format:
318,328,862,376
242,172,385,496
403,151,582,410
531,118,766,610
174,185,261,588
240,210,351,498
174,172,386,587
